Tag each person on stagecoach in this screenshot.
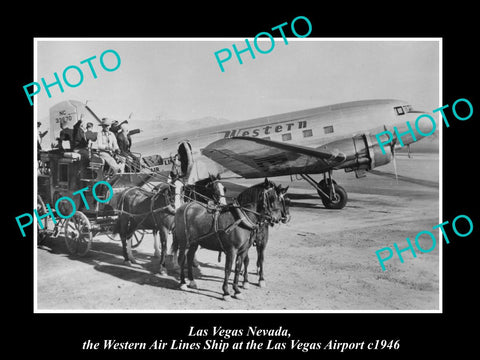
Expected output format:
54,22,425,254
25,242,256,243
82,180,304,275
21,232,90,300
167,154,184,210
116,120,142,171
116,120,132,154
37,121,48,151
56,121,74,150
94,118,125,174
72,117,90,160
85,122,97,145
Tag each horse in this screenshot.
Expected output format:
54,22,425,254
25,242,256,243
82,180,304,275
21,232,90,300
183,173,227,206
113,183,175,274
113,175,226,275
241,186,290,289
175,178,288,300
153,173,227,260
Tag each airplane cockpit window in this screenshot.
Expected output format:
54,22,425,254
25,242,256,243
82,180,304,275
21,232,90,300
403,105,424,113
395,106,405,115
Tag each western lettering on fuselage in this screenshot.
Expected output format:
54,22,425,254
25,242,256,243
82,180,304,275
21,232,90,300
221,120,308,138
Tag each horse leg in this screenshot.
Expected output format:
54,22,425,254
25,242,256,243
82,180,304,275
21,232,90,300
121,233,137,265
222,248,236,301
186,243,199,290
121,234,130,264
257,226,268,288
178,244,187,290
158,226,168,275
242,253,250,290
169,230,179,268
153,230,161,258
233,252,245,300
256,244,266,288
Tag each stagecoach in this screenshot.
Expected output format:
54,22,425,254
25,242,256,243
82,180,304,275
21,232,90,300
36,147,166,257
35,99,180,257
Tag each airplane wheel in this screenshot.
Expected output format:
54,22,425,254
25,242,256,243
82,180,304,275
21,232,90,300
318,182,348,209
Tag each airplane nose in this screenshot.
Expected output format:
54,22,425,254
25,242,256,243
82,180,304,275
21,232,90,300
414,112,437,137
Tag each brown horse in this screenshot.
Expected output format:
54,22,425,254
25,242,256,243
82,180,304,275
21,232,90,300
241,187,290,289
113,175,226,274
175,178,288,300
113,184,175,274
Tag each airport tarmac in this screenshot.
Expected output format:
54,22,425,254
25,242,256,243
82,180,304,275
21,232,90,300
36,153,440,311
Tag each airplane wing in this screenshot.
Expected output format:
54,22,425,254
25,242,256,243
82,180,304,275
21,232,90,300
201,136,347,178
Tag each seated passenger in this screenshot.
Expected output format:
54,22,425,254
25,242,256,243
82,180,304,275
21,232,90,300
94,118,125,174
57,122,74,150
116,120,141,172
85,122,97,146
37,122,48,151
116,120,131,154
72,118,90,161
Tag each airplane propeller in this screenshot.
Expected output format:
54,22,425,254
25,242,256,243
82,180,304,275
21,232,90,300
390,140,399,184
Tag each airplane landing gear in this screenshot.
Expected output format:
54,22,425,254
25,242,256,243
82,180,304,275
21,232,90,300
300,171,348,209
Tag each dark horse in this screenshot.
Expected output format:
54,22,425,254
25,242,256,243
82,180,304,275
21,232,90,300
175,178,288,300
183,173,227,206
113,183,175,274
241,187,290,289
113,175,226,274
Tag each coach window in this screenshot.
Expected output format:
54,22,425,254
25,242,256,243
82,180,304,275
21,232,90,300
58,163,68,183
395,106,405,115
303,129,313,137
282,133,292,141
323,125,334,134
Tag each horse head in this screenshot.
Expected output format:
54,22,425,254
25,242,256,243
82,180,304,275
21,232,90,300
204,173,227,205
260,179,289,225
275,184,291,223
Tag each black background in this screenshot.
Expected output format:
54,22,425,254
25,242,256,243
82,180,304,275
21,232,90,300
7,4,478,358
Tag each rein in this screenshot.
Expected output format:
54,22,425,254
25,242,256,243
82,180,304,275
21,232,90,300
115,186,175,237
185,188,279,253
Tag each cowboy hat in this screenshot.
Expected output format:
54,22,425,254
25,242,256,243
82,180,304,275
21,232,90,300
101,118,113,126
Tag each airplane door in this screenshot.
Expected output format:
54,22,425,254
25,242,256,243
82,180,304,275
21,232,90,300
177,141,194,180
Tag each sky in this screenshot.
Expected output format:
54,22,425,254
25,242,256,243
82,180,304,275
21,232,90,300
35,38,440,129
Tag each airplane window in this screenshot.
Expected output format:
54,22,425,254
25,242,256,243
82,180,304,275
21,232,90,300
282,133,292,141
262,136,271,140
395,106,405,115
303,129,313,137
323,125,334,134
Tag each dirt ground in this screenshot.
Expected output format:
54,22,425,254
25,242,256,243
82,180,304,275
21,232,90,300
36,153,439,311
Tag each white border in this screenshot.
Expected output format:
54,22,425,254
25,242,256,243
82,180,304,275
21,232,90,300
33,37,443,314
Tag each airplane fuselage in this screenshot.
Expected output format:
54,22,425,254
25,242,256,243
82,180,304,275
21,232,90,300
132,99,432,181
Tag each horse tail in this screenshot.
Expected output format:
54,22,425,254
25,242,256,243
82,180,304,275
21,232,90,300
112,219,120,235
112,189,129,235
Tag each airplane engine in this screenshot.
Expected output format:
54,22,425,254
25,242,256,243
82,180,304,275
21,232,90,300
318,133,392,172
366,133,393,169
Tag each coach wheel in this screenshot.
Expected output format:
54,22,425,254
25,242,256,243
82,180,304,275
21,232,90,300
64,211,92,257
37,195,49,245
131,229,146,248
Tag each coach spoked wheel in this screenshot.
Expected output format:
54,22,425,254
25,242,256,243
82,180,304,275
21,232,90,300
37,195,49,245
131,229,146,249
317,179,348,210
64,211,92,257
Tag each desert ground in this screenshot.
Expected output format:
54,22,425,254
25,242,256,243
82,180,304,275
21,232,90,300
37,152,439,311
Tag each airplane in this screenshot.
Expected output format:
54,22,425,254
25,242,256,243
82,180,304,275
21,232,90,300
44,99,436,210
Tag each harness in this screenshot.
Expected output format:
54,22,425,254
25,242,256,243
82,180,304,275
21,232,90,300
183,195,273,255
115,186,175,237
